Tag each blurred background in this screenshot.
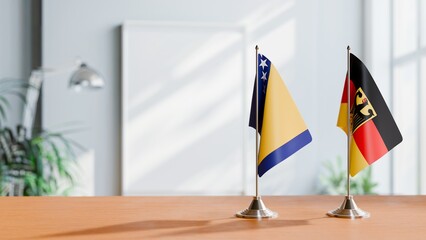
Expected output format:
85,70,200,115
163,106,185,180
0,0,424,196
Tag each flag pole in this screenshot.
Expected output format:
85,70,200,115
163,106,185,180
255,45,259,198
236,45,277,219
326,46,369,219
346,45,351,198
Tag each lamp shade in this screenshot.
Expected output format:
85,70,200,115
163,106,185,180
69,63,104,91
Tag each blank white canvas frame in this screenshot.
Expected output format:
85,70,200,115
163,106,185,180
121,21,249,195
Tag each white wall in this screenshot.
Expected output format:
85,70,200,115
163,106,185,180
365,0,426,195
315,0,364,192
0,0,32,127
364,0,393,194
42,0,363,195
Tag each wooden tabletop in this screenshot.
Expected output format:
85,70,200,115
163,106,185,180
1,195,425,240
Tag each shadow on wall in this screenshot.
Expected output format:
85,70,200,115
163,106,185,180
122,0,322,196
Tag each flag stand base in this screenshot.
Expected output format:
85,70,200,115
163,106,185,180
236,196,277,219
327,195,370,219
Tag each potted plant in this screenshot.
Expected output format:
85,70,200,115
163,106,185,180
319,156,378,195
0,79,80,196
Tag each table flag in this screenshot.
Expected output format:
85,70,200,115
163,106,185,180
249,53,312,177
337,53,403,176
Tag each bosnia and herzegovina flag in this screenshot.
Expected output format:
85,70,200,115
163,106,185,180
337,53,403,176
249,54,312,177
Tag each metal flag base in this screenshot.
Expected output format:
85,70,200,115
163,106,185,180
327,195,370,219
236,196,278,219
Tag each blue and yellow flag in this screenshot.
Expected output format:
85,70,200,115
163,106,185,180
249,53,312,177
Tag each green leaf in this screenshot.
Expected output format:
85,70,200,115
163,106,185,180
0,105,7,123
0,96,11,109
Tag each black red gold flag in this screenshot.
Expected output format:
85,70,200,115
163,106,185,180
337,53,402,176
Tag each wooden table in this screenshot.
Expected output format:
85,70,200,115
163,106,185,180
1,196,425,239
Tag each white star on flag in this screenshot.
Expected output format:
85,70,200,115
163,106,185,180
261,71,267,81
259,59,268,70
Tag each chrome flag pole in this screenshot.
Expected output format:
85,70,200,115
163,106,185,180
327,46,369,219
236,45,277,219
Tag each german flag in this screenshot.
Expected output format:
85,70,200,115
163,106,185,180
337,53,402,176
